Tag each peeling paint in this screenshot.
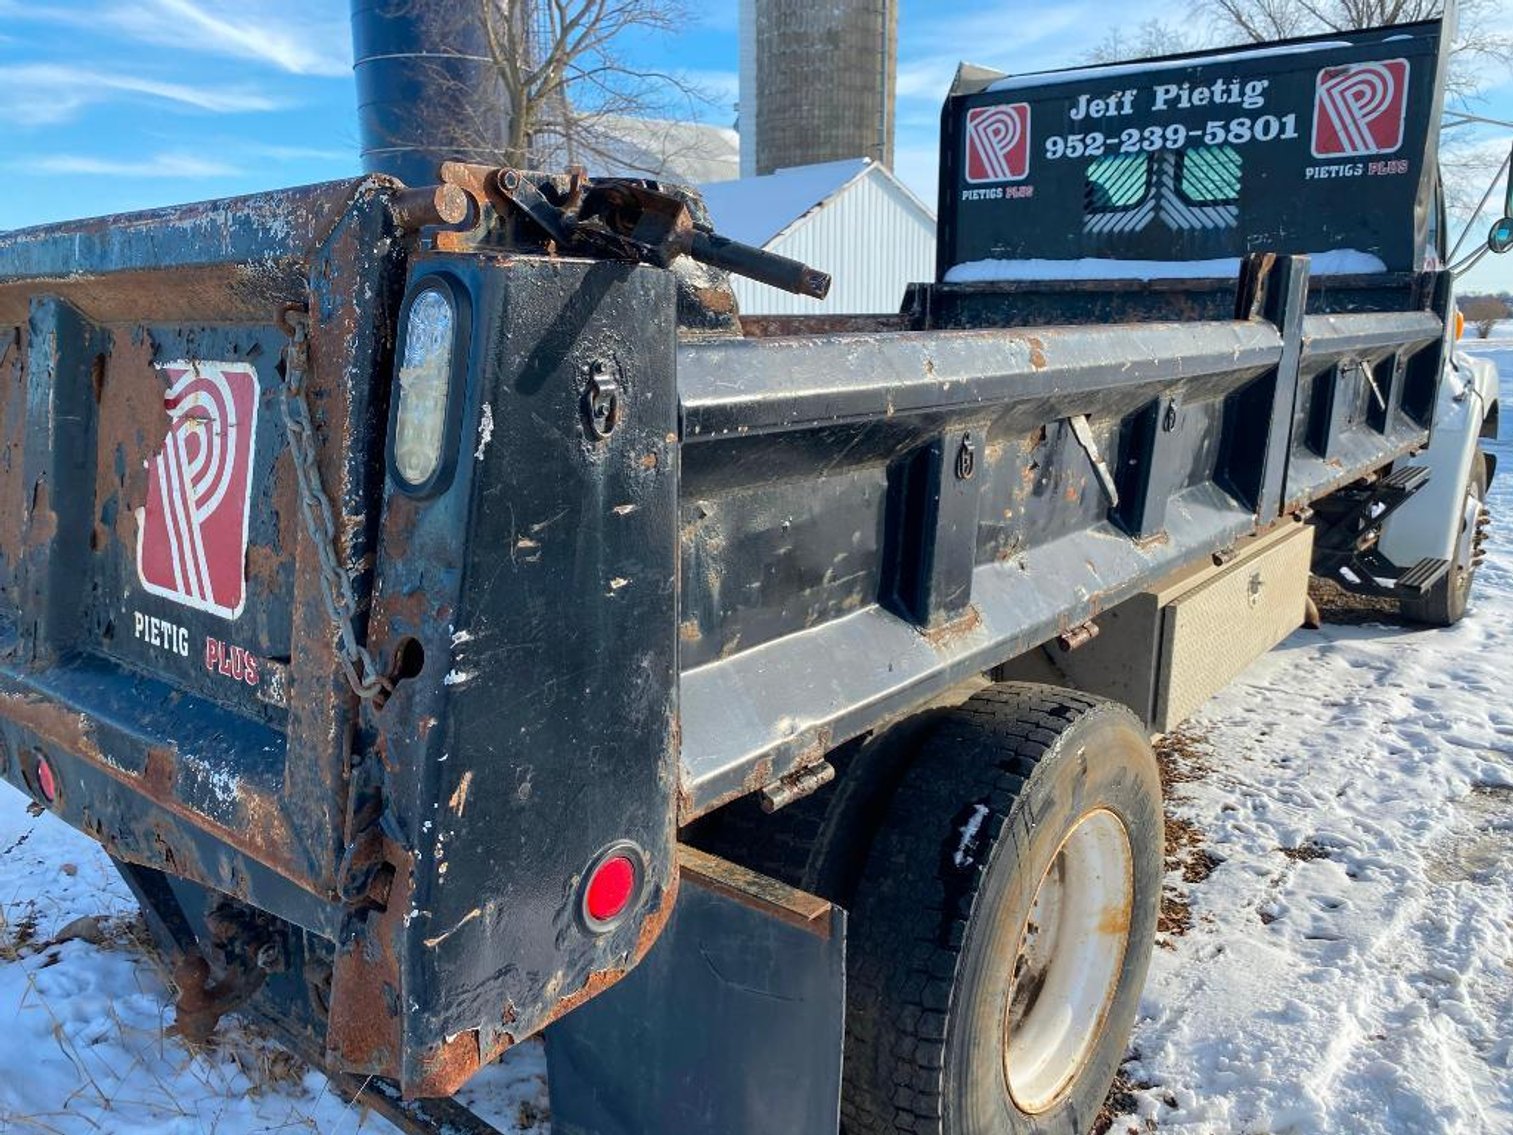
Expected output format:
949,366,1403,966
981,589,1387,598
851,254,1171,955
474,402,494,461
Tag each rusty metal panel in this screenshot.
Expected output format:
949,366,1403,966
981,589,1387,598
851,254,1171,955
333,256,682,1096
0,178,401,922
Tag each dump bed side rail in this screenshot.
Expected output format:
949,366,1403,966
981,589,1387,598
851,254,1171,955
675,257,1448,817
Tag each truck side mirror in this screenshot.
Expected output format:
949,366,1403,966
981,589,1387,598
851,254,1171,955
1490,217,1513,255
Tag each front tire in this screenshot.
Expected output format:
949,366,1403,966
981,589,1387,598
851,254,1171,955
1402,449,1489,627
842,685,1163,1135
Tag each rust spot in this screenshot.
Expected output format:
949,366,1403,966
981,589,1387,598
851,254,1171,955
1098,902,1132,937
448,770,474,816
1027,336,1048,370
0,262,308,330
0,325,29,579
0,683,315,893
411,1029,484,1100
26,481,58,546
690,285,736,316
678,619,702,643
740,314,906,337
381,496,423,569
639,452,658,470
476,867,681,1070
679,846,832,938
415,869,683,1098
922,606,983,648
327,849,413,1077
0,693,105,763
169,952,267,1044
269,449,300,557
141,745,176,797
91,331,167,559
741,754,776,795
787,725,834,777
245,542,285,592
372,586,434,637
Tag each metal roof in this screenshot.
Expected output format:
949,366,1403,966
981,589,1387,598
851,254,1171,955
698,158,934,249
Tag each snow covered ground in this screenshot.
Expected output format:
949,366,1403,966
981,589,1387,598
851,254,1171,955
1107,335,1513,1135
1,341,1510,1134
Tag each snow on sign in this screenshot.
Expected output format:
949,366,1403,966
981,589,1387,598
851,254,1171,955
1311,59,1410,158
136,361,259,620
965,103,1032,183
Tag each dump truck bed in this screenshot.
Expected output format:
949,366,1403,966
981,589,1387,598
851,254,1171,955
0,200,1448,1084
0,16,1460,1103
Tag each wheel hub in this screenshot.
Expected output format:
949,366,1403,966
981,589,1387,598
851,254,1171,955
1003,808,1134,1114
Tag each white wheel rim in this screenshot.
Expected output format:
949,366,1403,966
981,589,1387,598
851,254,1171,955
1453,483,1483,595
1003,807,1134,1114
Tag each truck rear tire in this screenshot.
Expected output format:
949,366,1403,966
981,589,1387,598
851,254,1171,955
841,684,1163,1135
1401,449,1489,627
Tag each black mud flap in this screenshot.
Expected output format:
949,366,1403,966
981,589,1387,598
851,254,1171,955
545,846,847,1135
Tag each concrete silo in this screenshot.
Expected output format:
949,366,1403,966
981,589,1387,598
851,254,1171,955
738,0,898,177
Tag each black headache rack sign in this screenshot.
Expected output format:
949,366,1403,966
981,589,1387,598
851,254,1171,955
937,20,1450,282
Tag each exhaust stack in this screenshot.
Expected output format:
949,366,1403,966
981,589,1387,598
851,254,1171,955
350,0,513,186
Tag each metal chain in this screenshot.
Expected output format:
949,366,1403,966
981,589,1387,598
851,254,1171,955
278,306,391,702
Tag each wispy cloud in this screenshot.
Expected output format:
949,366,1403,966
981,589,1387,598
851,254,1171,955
25,152,244,179
0,63,282,125
97,0,351,77
0,0,350,76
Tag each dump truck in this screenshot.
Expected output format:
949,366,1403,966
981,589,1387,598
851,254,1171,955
0,7,1503,1135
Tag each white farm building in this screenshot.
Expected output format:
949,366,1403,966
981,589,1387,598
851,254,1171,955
698,158,936,317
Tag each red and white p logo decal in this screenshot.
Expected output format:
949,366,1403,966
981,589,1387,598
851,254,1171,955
1311,59,1410,158
965,103,1031,183
136,361,259,620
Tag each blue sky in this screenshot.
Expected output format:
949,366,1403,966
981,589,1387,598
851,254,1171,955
3,0,1513,289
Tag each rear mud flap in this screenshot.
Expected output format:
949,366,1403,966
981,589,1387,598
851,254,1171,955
545,846,846,1135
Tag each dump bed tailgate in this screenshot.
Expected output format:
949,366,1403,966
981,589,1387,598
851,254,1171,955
0,178,395,921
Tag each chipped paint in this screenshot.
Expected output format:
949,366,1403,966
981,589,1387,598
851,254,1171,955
448,770,474,816
422,907,482,949
474,402,494,461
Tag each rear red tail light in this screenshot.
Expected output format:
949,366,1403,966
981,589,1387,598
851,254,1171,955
586,856,637,923
581,844,645,932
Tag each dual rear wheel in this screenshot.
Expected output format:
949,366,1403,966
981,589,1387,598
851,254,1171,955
702,683,1164,1135
841,686,1163,1135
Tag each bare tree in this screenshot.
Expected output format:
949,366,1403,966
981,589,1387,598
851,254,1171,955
1198,1,1513,102
1095,2,1512,99
1198,1,1513,222
1461,293,1511,336
471,0,712,174
1087,19,1196,63
1092,2,1512,221
393,0,717,178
